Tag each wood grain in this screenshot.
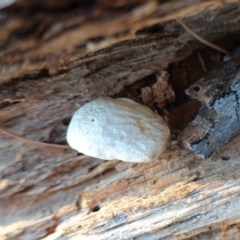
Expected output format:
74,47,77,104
1,1,240,239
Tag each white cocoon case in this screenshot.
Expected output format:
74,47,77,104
66,96,170,162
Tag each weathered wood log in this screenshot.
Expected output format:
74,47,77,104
1,1,240,240
179,47,240,159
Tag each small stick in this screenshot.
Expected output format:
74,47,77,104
0,126,72,154
197,51,207,72
176,19,229,55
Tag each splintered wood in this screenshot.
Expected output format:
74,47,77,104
142,71,175,108
1,1,240,240
179,48,240,159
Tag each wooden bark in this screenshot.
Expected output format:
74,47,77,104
1,1,240,239
179,47,240,159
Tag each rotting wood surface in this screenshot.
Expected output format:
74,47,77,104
1,1,240,239
179,47,240,159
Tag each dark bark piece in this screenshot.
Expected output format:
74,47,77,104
178,47,240,159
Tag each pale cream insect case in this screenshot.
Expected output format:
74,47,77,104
66,96,170,162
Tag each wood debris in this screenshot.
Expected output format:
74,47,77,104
142,71,175,108
179,47,240,159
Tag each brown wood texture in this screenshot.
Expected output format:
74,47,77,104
1,1,240,239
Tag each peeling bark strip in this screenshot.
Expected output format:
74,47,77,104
179,47,240,159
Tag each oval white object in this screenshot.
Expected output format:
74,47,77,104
66,96,170,162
